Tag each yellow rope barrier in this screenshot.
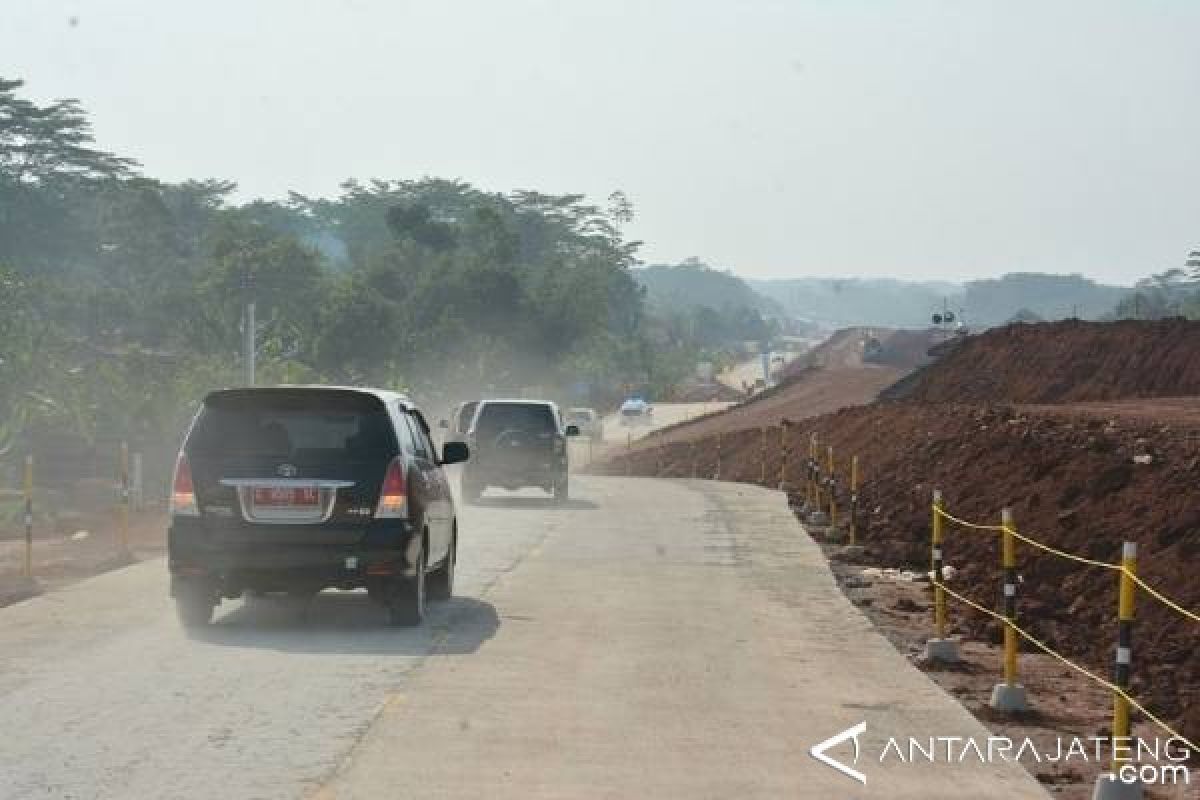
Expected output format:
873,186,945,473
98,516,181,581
933,580,1199,754
936,505,1200,621
1123,570,1200,626
1000,525,1123,572
935,507,1121,571
930,499,1200,758
933,507,1007,532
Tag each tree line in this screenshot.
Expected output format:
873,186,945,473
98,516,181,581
0,76,730,462
1106,255,1200,321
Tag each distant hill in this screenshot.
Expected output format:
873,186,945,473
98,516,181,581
749,277,957,327
635,260,786,318
750,273,1132,328
959,273,1130,325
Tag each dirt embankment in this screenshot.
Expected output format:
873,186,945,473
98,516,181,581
643,326,939,445
0,506,165,605
595,320,1200,743
670,382,745,403
894,319,1200,404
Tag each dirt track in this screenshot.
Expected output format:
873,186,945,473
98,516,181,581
636,327,924,447
645,363,908,444
1018,397,1200,426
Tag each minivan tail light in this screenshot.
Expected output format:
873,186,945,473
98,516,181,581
170,452,199,517
376,457,407,518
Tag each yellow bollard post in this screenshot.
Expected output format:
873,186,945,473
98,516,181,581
715,431,723,480
23,454,33,578
849,455,859,546
119,441,130,553
990,508,1029,711
933,491,946,638
1002,509,1018,685
803,434,811,504
759,426,767,485
1112,542,1137,771
778,421,788,490
826,444,837,530
923,489,959,662
808,433,819,510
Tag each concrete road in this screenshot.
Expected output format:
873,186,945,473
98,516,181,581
1,477,1048,799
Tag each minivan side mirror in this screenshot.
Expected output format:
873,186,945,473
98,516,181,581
564,424,580,437
440,441,469,465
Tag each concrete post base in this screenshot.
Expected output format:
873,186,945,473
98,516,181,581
989,682,1029,712
923,638,960,663
1091,774,1143,800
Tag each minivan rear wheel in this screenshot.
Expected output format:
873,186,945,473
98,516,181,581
428,531,455,601
387,543,426,627
175,582,216,628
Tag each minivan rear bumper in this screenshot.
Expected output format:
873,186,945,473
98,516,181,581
466,452,566,488
168,518,420,594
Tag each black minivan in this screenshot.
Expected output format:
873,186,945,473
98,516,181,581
167,387,467,627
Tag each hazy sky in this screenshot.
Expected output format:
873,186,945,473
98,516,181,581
5,1,1199,285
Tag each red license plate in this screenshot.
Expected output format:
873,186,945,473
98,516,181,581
252,487,319,507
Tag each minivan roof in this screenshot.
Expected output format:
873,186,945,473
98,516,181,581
203,385,417,411
477,398,557,408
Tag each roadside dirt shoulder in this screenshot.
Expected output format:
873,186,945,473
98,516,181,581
0,508,164,606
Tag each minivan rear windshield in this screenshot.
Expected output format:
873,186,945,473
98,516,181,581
474,403,557,437
188,391,396,461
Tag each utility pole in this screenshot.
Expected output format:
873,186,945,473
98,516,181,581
241,271,256,386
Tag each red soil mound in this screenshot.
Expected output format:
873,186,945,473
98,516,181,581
897,319,1200,404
